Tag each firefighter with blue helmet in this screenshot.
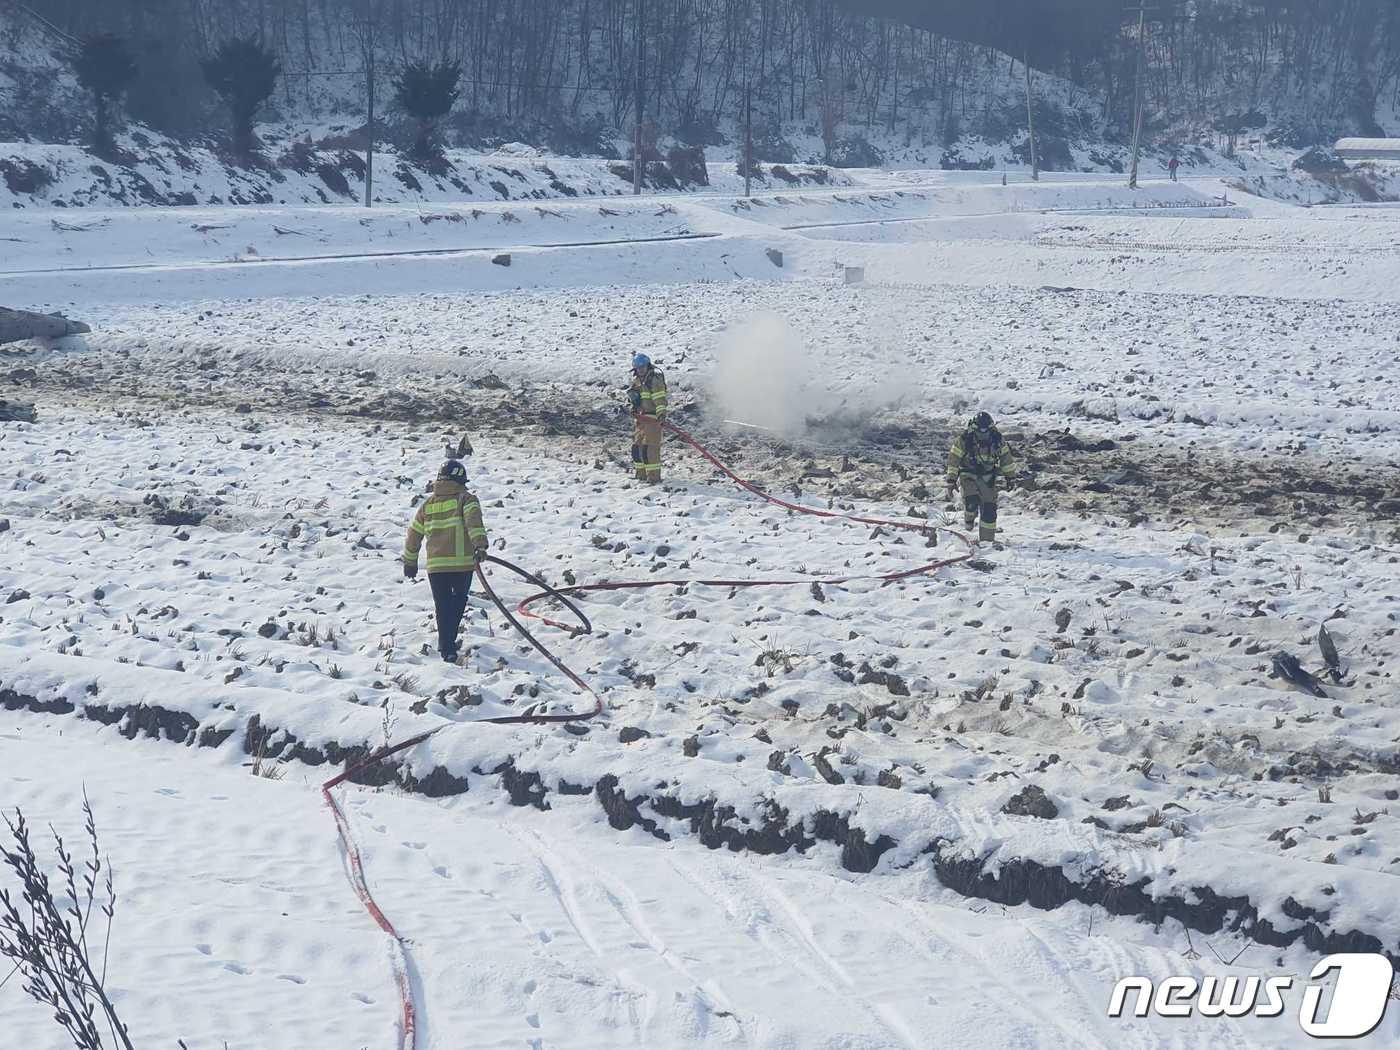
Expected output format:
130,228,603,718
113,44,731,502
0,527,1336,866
628,352,669,484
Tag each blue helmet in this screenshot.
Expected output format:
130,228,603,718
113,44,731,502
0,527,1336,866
633,353,651,370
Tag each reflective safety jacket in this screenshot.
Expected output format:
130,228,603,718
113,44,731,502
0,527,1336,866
629,367,668,420
403,479,489,574
947,425,1016,482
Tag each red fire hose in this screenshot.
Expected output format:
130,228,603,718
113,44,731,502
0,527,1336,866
514,419,975,631
321,417,974,1050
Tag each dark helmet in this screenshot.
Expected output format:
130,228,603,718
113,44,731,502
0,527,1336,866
971,411,995,432
438,460,467,484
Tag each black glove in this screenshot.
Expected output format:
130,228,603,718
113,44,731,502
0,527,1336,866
403,562,417,580
628,390,642,413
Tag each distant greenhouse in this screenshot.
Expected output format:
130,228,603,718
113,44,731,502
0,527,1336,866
1334,138,1400,162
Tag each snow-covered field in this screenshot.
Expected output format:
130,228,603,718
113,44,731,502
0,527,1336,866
2,174,1398,1048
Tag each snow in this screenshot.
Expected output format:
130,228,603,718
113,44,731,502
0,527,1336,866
3,171,1400,1048
2,721,1310,1050
0,133,852,210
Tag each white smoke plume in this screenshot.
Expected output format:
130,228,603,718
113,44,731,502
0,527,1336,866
709,313,809,437
708,312,910,439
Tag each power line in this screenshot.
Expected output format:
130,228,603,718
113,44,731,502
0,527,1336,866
9,1,81,48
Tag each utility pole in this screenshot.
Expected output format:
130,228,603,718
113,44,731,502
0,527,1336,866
363,0,375,207
1024,49,1039,182
633,0,645,196
1127,3,1146,189
745,79,754,199
1124,3,1186,190
743,1,753,199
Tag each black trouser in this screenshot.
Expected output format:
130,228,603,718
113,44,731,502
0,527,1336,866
428,571,473,658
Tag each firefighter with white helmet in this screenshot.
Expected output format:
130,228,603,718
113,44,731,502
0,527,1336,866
402,460,489,663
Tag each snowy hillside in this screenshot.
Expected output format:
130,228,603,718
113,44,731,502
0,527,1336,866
10,1,1393,213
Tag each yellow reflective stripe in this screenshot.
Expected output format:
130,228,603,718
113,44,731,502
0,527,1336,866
425,556,477,570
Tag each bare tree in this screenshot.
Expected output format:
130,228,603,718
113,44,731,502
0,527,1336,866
72,34,139,155
201,36,281,160
29,0,1400,163
0,799,133,1050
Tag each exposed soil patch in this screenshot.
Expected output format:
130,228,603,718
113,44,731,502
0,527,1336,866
20,349,1399,533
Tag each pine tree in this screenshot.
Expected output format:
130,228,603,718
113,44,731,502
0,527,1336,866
392,60,462,161
73,33,138,155
201,37,281,160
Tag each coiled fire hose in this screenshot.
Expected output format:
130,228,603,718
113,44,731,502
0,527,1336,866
322,417,976,1050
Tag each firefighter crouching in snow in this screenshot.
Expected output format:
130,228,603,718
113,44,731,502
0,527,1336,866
629,353,669,484
946,412,1017,544
403,460,489,663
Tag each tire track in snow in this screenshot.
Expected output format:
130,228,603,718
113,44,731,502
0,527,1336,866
666,857,920,1049
754,868,922,1050
512,826,753,1047
503,823,656,1042
895,897,1141,1050
896,898,1263,1050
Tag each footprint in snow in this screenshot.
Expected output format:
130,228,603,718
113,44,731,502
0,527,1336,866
276,974,306,985
432,865,452,879
195,944,212,956
222,962,251,975
351,992,374,1005
526,1012,541,1029
156,788,180,797
402,840,426,850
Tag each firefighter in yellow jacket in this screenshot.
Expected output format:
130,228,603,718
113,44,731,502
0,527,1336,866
403,460,489,663
628,353,668,483
946,412,1017,544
